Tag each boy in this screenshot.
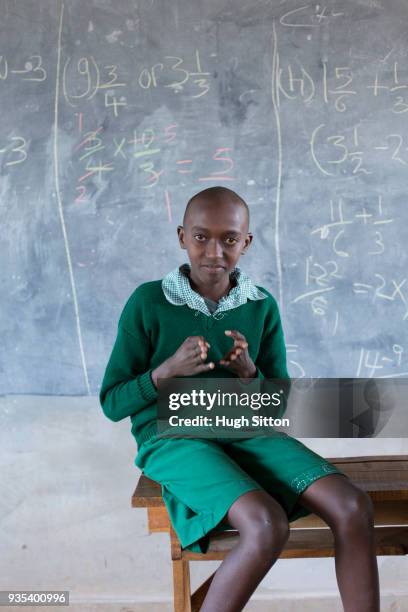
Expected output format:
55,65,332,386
100,187,379,612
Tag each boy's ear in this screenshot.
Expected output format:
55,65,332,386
177,225,186,249
241,232,253,253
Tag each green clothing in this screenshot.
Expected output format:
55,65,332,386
99,270,349,553
135,434,348,553
99,277,290,448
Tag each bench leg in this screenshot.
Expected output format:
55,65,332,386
172,559,192,612
170,525,192,612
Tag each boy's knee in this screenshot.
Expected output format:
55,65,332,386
241,506,290,555
332,488,375,533
227,490,290,555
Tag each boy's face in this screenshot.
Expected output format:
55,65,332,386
177,197,253,282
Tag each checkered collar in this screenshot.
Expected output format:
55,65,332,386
162,263,268,318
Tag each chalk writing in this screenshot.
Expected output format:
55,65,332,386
310,123,407,176
74,124,113,203
367,62,408,113
0,54,47,82
275,53,408,115
310,196,393,258
0,136,28,166
63,56,128,115
356,346,408,378
286,344,306,378
138,50,210,98
353,274,408,321
70,119,235,195
279,4,344,28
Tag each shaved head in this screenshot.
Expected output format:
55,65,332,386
177,186,253,291
183,186,249,229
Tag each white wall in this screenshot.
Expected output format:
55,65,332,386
1,395,407,611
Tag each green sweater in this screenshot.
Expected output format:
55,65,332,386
99,280,290,447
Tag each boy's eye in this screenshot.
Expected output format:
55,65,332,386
193,235,238,245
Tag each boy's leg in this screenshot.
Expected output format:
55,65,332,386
222,434,347,522
200,489,289,612
136,436,264,551
223,435,379,612
137,436,292,610
299,474,380,612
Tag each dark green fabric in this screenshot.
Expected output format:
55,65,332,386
99,280,290,447
99,278,350,554
135,433,350,553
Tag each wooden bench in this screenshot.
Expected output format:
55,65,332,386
132,455,408,612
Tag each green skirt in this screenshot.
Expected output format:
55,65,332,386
135,432,349,553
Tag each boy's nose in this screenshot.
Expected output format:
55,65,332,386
205,239,224,258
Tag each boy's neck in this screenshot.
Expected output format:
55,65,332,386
186,267,236,302
191,281,232,302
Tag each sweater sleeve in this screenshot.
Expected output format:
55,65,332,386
99,293,158,422
256,295,290,379
255,295,291,418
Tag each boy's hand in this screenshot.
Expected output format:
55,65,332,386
153,336,214,385
219,330,257,379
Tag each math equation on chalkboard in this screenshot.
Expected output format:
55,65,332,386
1,0,407,393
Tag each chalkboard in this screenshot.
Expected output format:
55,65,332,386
1,0,408,395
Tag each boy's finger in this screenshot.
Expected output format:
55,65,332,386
231,340,248,352
196,361,214,371
225,330,247,341
192,346,207,361
198,341,210,352
221,346,243,362
233,341,248,349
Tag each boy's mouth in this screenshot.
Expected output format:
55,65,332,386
201,264,226,271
